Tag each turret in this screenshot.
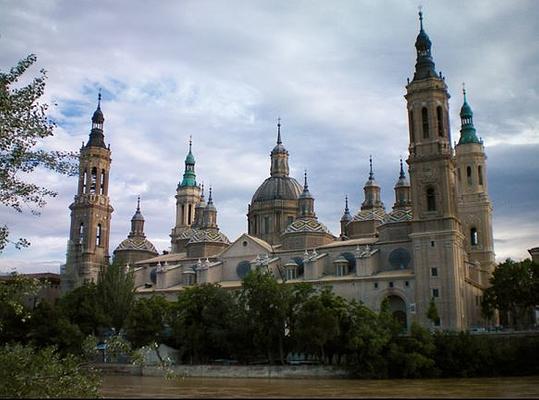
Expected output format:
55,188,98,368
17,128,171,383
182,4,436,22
393,159,411,210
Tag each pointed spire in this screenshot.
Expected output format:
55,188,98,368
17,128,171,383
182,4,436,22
300,169,313,200
208,186,213,204
399,158,405,179
129,195,145,237
413,8,437,81
136,195,141,212
277,117,282,145
368,155,374,180
304,170,308,189
180,137,197,187
87,91,106,148
458,84,480,145
200,182,205,201
97,89,102,109
341,195,352,223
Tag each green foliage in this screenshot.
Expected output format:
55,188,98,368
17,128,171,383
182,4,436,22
0,343,100,398
0,273,42,343
482,258,539,329
27,301,85,355
96,262,135,332
0,54,77,252
172,283,237,364
58,282,107,336
426,297,440,326
239,268,290,364
126,295,172,349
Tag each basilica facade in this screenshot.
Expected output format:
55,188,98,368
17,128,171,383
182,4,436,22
63,12,496,331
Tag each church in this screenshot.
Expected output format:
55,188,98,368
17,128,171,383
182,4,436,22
62,12,496,331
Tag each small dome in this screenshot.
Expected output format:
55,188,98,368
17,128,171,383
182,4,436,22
188,229,230,245
251,176,303,203
460,101,473,118
92,107,104,124
415,29,432,52
271,143,288,154
115,237,158,254
185,150,195,165
283,217,332,235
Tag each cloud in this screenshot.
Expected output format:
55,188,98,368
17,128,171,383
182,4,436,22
1,0,538,272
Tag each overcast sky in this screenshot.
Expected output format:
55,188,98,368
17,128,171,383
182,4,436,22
1,0,538,274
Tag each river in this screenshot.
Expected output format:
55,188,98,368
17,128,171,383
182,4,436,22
100,375,539,398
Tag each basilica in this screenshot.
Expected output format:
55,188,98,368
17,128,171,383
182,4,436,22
62,12,496,331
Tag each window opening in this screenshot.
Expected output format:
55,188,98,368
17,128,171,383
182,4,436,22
422,107,429,138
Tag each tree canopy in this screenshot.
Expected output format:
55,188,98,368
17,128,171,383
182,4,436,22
0,54,76,252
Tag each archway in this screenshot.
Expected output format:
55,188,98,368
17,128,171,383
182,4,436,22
385,295,407,330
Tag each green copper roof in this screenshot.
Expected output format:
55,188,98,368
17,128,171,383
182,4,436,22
458,88,481,145
179,139,197,187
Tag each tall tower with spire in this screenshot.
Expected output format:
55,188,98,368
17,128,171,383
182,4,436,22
171,138,202,253
63,93,114,291
248,119,303,245
405,11,467,330
455,87,495,283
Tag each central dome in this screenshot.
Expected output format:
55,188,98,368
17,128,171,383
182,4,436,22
251,176,303,203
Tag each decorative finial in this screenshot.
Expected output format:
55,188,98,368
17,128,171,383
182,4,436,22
137,195,141,212
304,169,308,189
208,186,213,203
369,155,374,180
277,117,282,145
201,182,205,199
345,195,349,213
462,82,467,100
189,135,192,152
399,158,405,179
97,89,102,108
418,5,424,30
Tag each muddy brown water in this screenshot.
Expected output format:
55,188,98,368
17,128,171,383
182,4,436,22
100,374,539,398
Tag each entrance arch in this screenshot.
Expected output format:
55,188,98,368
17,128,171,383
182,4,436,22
385,295,407,330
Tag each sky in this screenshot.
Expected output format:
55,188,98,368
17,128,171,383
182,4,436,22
0,0,538,274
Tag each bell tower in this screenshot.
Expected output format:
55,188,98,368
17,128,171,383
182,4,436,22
406,11,467,330
455,87,495,283
63,93,113,291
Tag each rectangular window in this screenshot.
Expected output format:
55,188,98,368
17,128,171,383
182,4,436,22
432,288,440,298
389,281,394,288
264,217,270,234
405,281,409,287
422,107,429,138
374,282,378,289
431,267,438,277
478,166,483,186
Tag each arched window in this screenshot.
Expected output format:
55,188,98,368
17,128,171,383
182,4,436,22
426,187,436,211
90,167,97,193
478,166,483,186
409,110,415,142
422,107,429,139
100,169,106,194
96,224,102,246
78,223,84,244
467,166,472,186
82,170,88,194
436,106,444,137
470,227,478,246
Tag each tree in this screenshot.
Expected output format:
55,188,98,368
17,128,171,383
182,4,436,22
482,258,539,329
171,283,237,364
58,282,107,337
0,54,77,252
125,295,172,349
427,298,440,327
0,344,100,398
96,262,135,333
239,268,290,365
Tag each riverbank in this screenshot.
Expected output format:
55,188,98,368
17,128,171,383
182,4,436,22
94,363,350,379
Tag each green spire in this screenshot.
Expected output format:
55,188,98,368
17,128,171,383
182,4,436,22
180,136,197,187
458,84,481,145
